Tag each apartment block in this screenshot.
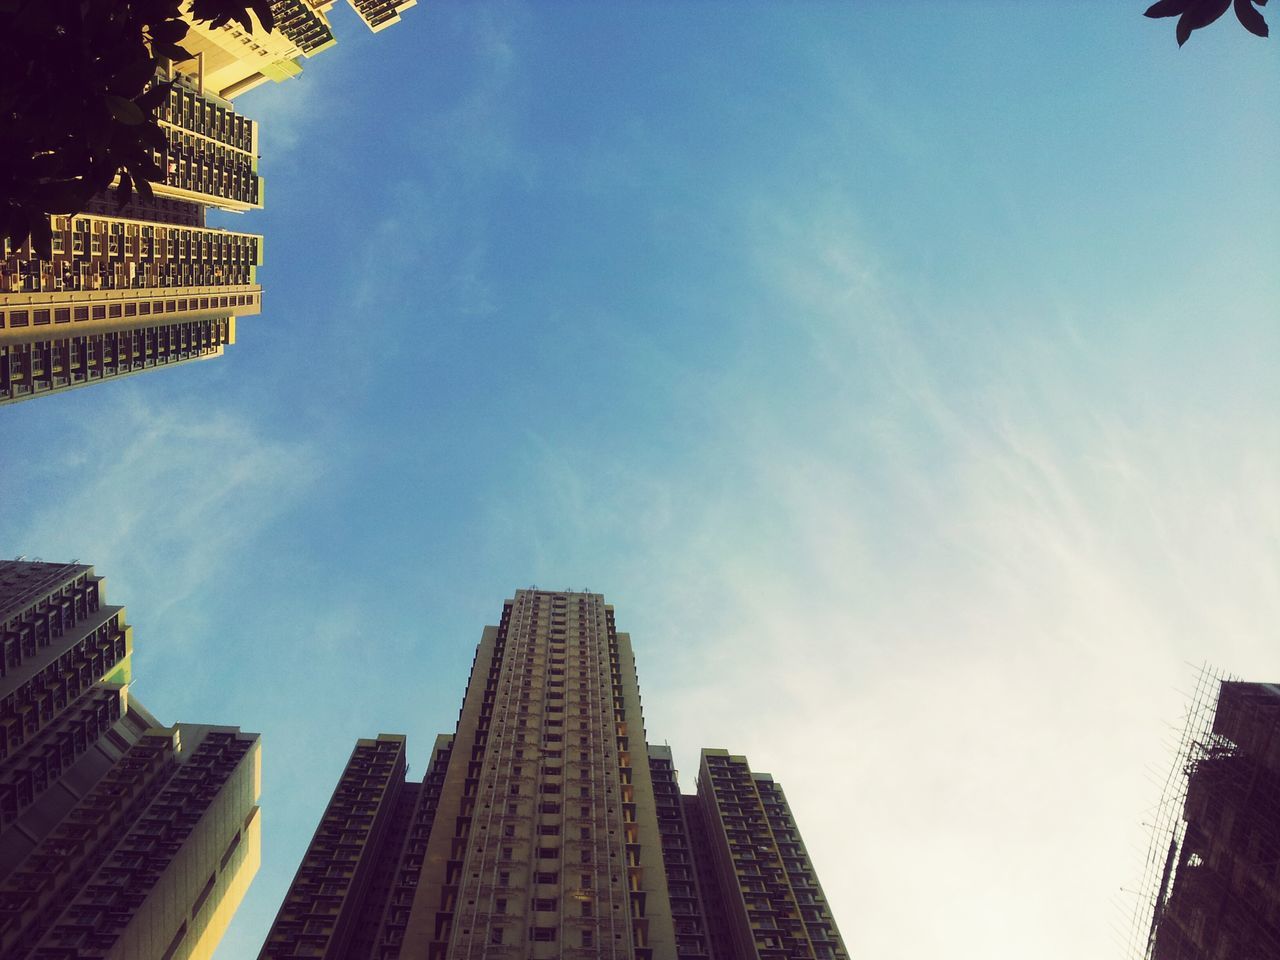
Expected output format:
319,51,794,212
182,0,415,101
263,590,847,960
696,751,848,960
0,560,261,960
1146,680,1280,960
0,73,263,404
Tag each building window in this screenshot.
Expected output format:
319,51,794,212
582,929,594,947
531,927,556,942
490,927,504,945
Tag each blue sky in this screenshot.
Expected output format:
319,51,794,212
3,2,1279,957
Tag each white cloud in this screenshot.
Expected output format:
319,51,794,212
484,202,1280,960
8,388,320,663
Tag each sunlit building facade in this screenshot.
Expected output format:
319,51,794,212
0,560,261,960
261,589,848,960
181,0,416,101
0,73,263,404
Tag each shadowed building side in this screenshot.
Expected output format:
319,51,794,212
0,560,261,960
1147,681,1280,960
695,750,849,960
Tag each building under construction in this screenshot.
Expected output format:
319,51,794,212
1136,674,1280,960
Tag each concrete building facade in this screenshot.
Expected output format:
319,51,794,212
261,590,847,960
1147,681,1280,960
0,560,261,960
181,0,416,101
0,73,263,404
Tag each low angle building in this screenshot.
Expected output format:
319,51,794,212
260,589,848,960
0,72,263,405
1143,679,1280,960
0,560,261,960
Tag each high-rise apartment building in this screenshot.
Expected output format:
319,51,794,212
0,559,261,959
261,589,848,960
1143,680,1280,960
182,0,416,101
0,72,263,404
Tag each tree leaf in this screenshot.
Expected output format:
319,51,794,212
105,94,145,125
29,215,53,262
135,79,173,113
250,0,276,31
1145,0,1192,16
135,171,155,202
156,42,195,63
148,17,189,44
1234,0,1269,35
116,169,134,209
107,47,159,97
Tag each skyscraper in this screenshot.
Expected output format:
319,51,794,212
1143,680,1280,960
0,71,264,404
181,0,416,101
261,589,848,960
0,559,261,959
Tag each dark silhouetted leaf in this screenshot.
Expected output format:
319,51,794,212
105,94,144,125
149,18,189,43
108,47,158,96
1146,0,1193,16
250,0,275,31
156,42,195,63
116,169,134,209
29,215,53,261
136,80,173,112
1234,0,1270,35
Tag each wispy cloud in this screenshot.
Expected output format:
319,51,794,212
9,388,320,667
478,191,1280,959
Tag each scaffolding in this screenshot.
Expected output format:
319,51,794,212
1129,666,1280,960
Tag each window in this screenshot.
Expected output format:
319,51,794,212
532,897,556,911
534,871,557,884
490,927,504,945
581,900,594,917
582,929,594,947
531,927,557,942
496,898,507,914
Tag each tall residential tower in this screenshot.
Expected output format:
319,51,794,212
261,589,848,960
0,73,263,404
0,560,261,959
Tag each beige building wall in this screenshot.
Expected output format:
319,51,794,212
401,591,676,960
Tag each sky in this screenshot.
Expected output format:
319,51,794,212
2,2,1279,958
